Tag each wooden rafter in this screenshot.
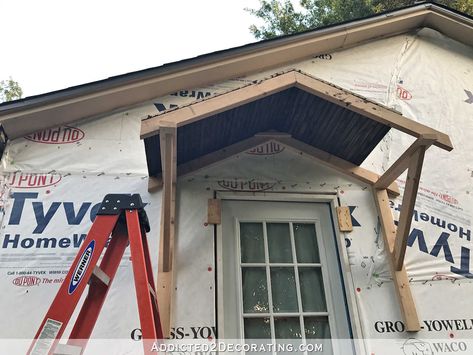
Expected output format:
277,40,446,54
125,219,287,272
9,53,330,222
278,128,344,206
374,189,421,331
157,126,177,338
140,72,296,138
140,70,453,153
293,73,451,151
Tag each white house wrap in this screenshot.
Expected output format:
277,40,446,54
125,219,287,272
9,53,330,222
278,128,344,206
0,3,472,354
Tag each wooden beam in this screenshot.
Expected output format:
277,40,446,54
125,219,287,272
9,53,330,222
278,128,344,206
393,147,426,271
177,135,270,177
140,72,296,138
293,72,453,152
275,136,400,196
373,189,420,331
157,126,177,338
374,134,437,189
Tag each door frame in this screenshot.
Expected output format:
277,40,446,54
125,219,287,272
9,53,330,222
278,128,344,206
215,191,365,354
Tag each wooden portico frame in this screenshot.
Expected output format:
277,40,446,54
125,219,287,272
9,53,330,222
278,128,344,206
140,70,453,336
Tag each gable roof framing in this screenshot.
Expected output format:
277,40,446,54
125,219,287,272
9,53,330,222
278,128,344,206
141,70,453,151
144,69,452,334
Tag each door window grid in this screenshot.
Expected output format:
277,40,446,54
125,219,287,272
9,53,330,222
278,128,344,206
237,220,333,350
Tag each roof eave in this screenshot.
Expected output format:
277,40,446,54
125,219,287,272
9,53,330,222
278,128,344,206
1,3,471,139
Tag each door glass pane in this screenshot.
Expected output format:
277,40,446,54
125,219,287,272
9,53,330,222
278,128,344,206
271,267,298,312
294,223,320,263
242,267,269,313
267,223,292,263
244,318,271,338
304,317,331,339
274,317,302,339
299,268,327,312
240,223,265,263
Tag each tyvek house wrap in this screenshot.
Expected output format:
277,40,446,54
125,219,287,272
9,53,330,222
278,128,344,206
0,27,472,354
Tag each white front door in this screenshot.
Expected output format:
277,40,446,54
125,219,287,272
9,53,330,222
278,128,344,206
219,199,353,354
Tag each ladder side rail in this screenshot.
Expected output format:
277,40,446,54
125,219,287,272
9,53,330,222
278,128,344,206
28,214,120,355
67,222,130,346
140,222,163,339
126,210,161,343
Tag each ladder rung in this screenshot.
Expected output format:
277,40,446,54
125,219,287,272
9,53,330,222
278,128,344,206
54,343,83,355
91,266,110,286
28,196,163,355
148,283,157,301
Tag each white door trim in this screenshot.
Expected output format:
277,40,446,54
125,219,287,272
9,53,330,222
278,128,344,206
215,191,365,355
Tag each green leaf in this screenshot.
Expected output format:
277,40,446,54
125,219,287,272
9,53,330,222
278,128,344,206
247,0,473,40
0,77,23,103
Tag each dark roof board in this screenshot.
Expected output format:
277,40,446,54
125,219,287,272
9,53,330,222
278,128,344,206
144,87,390,176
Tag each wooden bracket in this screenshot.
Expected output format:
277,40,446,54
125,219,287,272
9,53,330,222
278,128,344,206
392,147,426,271
374,135,434,271
336,206,353,232
208,199,221,225
157,125,177,338
374,189,420,331
374,134,437,190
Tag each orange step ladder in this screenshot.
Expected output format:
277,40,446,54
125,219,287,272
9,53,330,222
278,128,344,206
28,194,163,355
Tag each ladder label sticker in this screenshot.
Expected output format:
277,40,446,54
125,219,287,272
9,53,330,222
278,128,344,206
68,240,95,294
30,318,63,355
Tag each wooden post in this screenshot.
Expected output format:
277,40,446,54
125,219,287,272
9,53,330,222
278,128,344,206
373,189,420,331
157,126,177,338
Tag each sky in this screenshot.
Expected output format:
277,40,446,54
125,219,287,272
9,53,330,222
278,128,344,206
0,0,268,98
